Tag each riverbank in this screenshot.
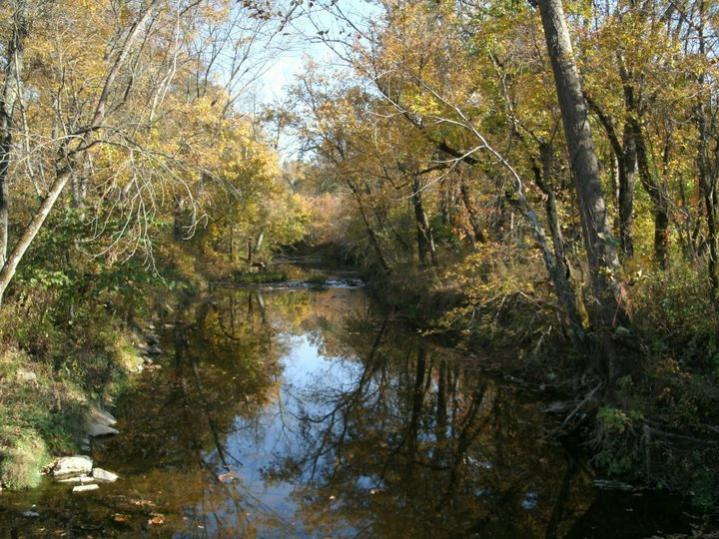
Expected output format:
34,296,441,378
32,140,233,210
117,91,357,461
0,251,169,492
0,323,143,490
354,261,719,515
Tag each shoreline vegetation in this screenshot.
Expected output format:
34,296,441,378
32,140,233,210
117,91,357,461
0,0,717,532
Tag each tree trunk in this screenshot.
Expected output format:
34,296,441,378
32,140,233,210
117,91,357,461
349,182,390,273
697,129,719,305
0,165,72,305
537,0,625,345
618,123,637,259
173,198,183,240
411,176,438,267
632,117,669,269
531,143,586,347
584,94,636,259
459,176,486,245
695,3,719,310
0,2,27,268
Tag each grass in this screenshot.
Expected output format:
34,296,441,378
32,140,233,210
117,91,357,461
0,348,81,489
0,430,49,490
0,314,143,490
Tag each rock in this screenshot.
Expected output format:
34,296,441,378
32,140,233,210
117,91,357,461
89,407,117,427
85,405,118,437
145,344,162,357
146,334,160,346
92,468,118,483
72,484,99,493
54,456,93,479
57,475,95,484
21,511,40,518
87,422,119,437
15,369,37,385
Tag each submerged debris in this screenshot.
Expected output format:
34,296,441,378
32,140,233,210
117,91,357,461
593,479,638,491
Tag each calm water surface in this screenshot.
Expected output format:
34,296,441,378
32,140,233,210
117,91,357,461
0,284,696,537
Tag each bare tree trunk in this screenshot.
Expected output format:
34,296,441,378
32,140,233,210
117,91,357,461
613,54,669,268
411,176,438,267
537,0,625,346
459,175,486,245
0,165,72,305
631,117,669,269
695,3,719,310
228,224,234,261
173,197,183,240
530,143,585,347
618,123,637,259
349,182,390,273
0,2,27,268
697,127,719,305
585,95,637,260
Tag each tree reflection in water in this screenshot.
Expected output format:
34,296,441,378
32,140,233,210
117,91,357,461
0,287,692,537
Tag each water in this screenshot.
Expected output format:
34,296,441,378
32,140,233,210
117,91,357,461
0,285,698,537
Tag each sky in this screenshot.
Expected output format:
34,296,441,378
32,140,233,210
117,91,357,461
228,0,382,160
252,0,382,105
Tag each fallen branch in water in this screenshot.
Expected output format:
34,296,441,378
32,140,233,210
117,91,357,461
560,382,603,430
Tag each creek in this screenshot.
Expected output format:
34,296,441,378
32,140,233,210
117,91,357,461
0,278,696,537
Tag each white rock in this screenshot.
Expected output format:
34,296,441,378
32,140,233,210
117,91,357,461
72,484,99,493
15,369,37,384
57,475,94,484
54,456,93,479
87,422,119,438
89,407,117,427
92,468,118,483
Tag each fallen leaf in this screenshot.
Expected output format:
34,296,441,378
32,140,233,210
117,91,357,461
130,498,155,507
218,470,240,483
148,514,165,526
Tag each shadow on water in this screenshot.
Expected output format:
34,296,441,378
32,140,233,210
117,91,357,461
0,286,699,537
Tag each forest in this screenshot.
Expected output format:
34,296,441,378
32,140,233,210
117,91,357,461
0,0,717,536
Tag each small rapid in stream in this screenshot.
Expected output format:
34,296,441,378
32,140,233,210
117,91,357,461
0,280,697,537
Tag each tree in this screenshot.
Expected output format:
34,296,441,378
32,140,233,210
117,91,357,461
536,0,626,361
